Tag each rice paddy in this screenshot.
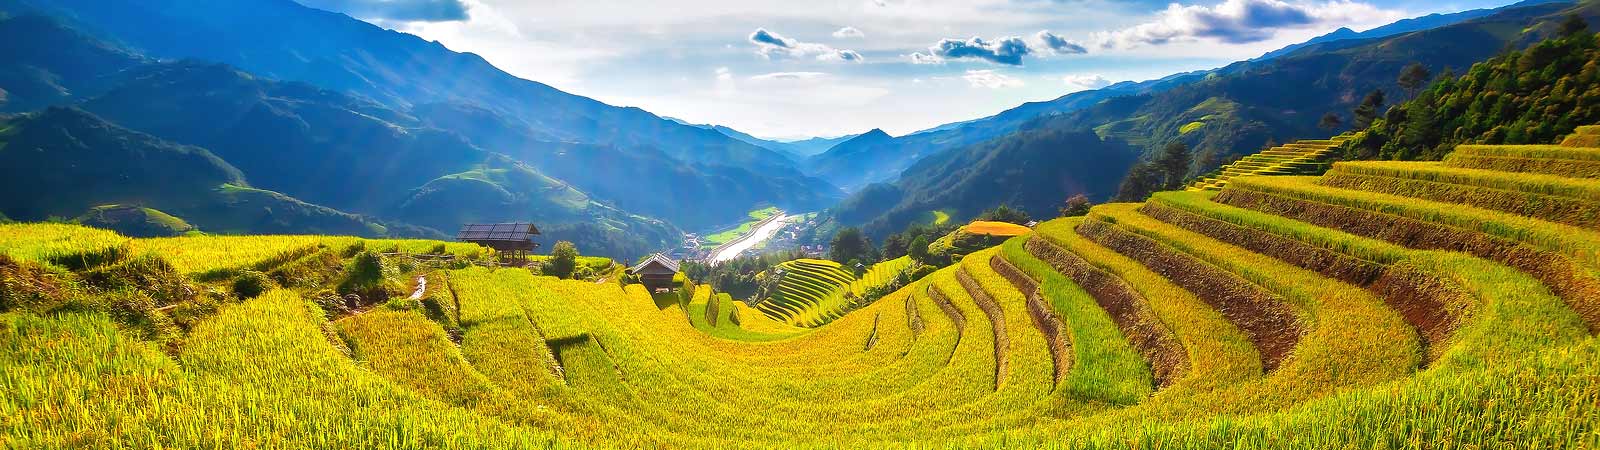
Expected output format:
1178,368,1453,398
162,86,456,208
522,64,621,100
4,130,1600,448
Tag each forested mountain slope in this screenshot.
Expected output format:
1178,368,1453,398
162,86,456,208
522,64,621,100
0,107,405,237
826,0,1595,240
0,0,840,234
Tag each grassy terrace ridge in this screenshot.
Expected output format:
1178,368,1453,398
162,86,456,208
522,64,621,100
756,257,910,327
1187,135,1351,191
1330,161,1600,201
6,139,1600,447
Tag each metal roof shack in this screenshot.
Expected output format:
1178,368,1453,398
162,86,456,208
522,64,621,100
457,223,540,261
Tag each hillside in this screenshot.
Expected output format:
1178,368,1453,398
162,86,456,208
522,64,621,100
0,107,405,237
4,124,1599,447
0,0,801,171
0,3,838,253
804,72,1205,192
824,0,1594,237
7,0,845,210
827,125,1139,240
1346,24,1600,160
0,13,143,112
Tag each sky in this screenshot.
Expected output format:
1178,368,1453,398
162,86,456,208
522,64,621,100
301,0,1516,140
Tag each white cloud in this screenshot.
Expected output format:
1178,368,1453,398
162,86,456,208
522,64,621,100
914,36,1031,65
715,67,733,81
1035,30,1088,55
909,52,945,65
749,71,829,81
749,28,865,62
1093,0,1401,49
1061,74,1113,91
832,26,865,38
963,70,1023,89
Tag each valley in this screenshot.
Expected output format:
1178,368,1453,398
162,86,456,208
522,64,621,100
708,210,792,264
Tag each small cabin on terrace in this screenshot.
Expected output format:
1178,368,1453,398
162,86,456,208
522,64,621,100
628,253,681,292
457,223,540,262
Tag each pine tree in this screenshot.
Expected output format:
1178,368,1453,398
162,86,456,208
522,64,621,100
1352,89,1387,130
1398,62,1431,99
1114,163,1163,201
1153,141,1193,190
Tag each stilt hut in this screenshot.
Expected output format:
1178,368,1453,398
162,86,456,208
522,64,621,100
628,253,681,292
457,223,540,263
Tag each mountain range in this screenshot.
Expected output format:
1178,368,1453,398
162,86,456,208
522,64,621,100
1,0,1594,258
0,0,845,258
818,0,1598,241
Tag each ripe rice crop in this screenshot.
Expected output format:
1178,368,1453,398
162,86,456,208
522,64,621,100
962,221,1031,236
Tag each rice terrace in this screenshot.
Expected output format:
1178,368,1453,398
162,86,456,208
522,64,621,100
4,0,1600,448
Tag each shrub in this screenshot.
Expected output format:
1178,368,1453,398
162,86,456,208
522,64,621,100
337,251,401,305
232,270,276,299
546,241,579,279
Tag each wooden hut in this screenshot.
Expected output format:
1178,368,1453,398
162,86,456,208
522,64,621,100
628,253,681,292
457,223,540,263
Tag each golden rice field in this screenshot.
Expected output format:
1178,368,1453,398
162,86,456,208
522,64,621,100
755,257,911,327
961,220,1032,236
3,135,1600,448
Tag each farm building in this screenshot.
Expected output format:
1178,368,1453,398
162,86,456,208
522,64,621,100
457,223,540,262
628,253,681,292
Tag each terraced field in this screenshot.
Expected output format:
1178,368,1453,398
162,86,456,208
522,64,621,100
1188,135,1352,191
4,130,1600,448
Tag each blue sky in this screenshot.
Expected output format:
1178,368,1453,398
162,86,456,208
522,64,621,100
302,0,1515,139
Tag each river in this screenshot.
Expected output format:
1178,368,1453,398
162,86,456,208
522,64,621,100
710,213,791,264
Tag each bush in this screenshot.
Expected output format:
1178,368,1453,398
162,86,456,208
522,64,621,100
338,251,401,305
232,270,276,299
546,241,579,279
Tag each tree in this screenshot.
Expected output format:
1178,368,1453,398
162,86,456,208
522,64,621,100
1114,162,1163,201
908,235,931,264
547,241,579,279
1318,112,1344,131
1059,194,1091,217
1397,62,1431,99
977,204,1031,225
881,233,910,260
1561,13,1589,37
829,227,876,264
1152,141,1193,190
1352,89,1386,130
